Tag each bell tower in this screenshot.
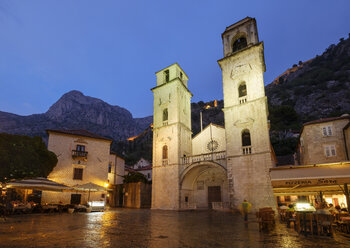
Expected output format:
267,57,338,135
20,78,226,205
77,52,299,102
218,17,275,211
151,63,192,209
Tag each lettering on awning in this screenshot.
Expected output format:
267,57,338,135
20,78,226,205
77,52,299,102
284,178,337,186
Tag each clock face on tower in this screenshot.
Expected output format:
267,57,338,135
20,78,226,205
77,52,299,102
207,140,219,152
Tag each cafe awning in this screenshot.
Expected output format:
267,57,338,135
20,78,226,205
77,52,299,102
270,162,350,195
6,177,71,192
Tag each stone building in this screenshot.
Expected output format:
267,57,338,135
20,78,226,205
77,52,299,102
151,17,275,211
108,152,125,207
132,158,152,181
270,114,350,209
42,129,112,205
298,114,350,165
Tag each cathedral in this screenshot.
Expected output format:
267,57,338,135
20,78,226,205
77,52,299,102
151,17,275,211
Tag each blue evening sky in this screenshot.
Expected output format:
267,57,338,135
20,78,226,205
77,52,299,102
0,0,349,118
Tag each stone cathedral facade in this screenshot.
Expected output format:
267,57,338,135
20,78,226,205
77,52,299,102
151,17,275,211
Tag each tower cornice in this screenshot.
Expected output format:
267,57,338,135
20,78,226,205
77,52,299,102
217,42,265,72
151,78,193,97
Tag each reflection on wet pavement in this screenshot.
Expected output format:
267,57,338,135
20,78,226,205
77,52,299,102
0,209,350,248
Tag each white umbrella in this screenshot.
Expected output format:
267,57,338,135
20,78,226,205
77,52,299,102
6,177,70,192
73,182,106,202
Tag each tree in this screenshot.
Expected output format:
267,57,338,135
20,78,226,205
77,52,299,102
123,172,149,184
0,133,57,182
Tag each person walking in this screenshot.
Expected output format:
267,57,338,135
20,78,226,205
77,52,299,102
241,199,251,221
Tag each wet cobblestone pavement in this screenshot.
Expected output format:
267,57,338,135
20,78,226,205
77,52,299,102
1,209,350,248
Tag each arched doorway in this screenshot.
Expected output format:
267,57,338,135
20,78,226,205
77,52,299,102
180,162,228,209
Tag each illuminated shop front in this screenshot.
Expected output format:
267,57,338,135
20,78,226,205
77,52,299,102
270,162,350,208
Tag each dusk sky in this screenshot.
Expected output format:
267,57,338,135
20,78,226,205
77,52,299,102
0,1,349,118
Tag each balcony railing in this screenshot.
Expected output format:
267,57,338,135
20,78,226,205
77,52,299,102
72,150,88,159
242,146,252,155
239,96,247,104
180,151,226,165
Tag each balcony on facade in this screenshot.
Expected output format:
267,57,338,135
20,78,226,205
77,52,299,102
239,96,247,104
242,146,252,155
180,151,226,166
72,150,88,159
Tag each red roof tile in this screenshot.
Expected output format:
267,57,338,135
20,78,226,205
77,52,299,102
303,115,350,126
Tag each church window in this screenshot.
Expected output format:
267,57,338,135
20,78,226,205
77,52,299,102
242,129,252,155
162,145,168,159
238,82,247,104
232,37,247,53
163,108,168,125
238,83,247,97
180,72,183,80
164,70,170,83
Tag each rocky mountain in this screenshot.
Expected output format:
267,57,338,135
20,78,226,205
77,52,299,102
1,34,350,164
0,90,152,141
266,34,350,122
121,34,350,164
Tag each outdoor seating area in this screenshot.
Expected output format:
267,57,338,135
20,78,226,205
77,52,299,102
278,203,350,236
256,207,275,231
0,201,93,219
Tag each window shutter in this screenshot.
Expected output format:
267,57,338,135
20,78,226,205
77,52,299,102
331,146,336,156
325,147,330,157
327,126,332,136
322,127,327,136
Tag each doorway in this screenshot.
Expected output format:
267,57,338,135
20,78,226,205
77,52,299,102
208,186,221,208
70,194,81,204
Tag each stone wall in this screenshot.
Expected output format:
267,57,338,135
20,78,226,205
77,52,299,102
300,119,349,165
124,182,151,208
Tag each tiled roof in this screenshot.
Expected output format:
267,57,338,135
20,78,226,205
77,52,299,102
303,115,350,126
46,129,112,141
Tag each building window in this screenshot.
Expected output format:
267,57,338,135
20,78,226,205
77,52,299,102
108,163,112,173
180,72,183,80
238,82,247,104
242,129,251,147
70,194,81,204
232,37,247,53
73,168,83,180
162,145,168,159
76,145,85,152
163,108,168,125
164,70,170,83
322,126,333,136
242,129,251,155
324,145,336,157
238,82,247,97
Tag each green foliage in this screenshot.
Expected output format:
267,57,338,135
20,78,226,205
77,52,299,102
269,105,301,131
123,172,149,184
271,136,299,156
0,133,57,182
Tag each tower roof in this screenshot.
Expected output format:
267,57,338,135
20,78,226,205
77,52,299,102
221,17,256,38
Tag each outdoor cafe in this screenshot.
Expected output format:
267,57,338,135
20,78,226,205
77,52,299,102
270,162,350,235
0,177,107,217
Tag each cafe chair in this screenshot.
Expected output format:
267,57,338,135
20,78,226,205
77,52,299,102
315,214,334,236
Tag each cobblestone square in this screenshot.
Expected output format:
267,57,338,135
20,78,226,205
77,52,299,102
1,209,350,248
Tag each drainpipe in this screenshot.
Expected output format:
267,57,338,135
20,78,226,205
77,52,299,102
343,127,349,160
345,183,350,210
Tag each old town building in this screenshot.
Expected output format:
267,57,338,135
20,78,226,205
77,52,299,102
271,115,350,209
298,114,350,165
42,129,112,205
151,17,275,211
